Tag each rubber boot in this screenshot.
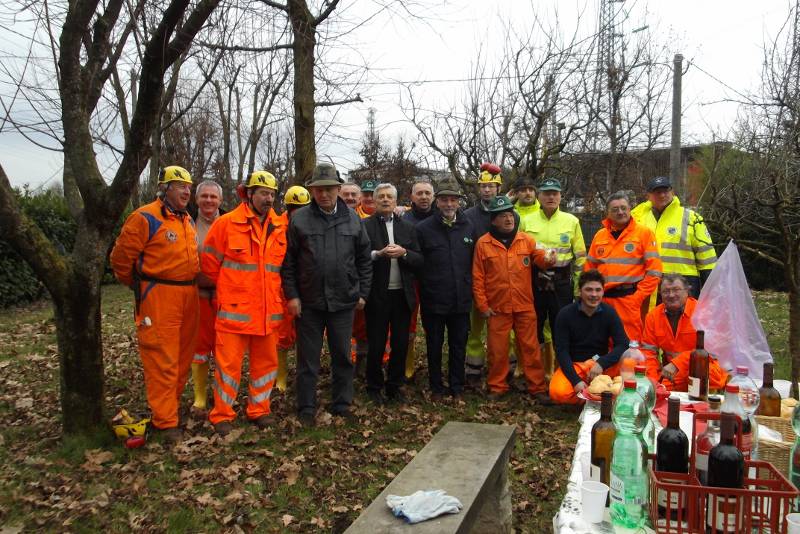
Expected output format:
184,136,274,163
405,333,416,380
191,361,209,409
277,348,288,392
542,342,555,379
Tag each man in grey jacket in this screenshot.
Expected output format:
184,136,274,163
281,162,372,427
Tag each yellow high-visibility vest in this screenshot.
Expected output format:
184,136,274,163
518,207,586,270
631,196,716,277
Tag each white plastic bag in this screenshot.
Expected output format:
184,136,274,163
692,241,773,380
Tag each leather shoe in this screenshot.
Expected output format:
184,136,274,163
532,392,554,406
158,427,183,444
252,414,274,429
298,413,316,428
213,421,234,436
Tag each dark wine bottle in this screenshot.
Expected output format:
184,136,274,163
756,362,781,417
656,397,689,520
591,391,615,492
705,413,744,534
689,330,709,401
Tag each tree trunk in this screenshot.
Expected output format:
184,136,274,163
54,226,109,433
288,0,316,185
790,287,800,400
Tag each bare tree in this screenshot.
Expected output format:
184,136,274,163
0,0,221,434
703,7,800,396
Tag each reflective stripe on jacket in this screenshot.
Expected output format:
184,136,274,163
472,231,550,314
631,197,717,276
201,203,287,336
585,217,662,297
110,198,199,287
518,207,586,269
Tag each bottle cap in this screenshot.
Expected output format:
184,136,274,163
624,379,637,390
634,365,646,374
725,384,740,393
736,366,749,375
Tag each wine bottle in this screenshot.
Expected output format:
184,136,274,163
688,330,709,401
705,413,744,533
656,397,689,520
695,396,722,485
591,391,615,489
756,362,781,417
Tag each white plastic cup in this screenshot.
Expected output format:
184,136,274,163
786,513,800,534
581,480,609,523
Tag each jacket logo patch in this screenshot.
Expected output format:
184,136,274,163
522,256,530,267
165,230,178,243
667,226,677,235
623,242,635,253
597,247,605,255
463,237,473,244
560,233,569,244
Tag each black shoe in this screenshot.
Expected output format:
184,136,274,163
430,390,446,402
367,390,386,405
386,390,407,405
464,374,482,390
486,390,508,402
298,412,316,428
331,409,357,424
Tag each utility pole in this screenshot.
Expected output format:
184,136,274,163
670,53,683,197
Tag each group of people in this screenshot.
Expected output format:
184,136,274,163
110,160,726,442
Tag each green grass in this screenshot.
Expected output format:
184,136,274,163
753,291,791,380
0,284,792,532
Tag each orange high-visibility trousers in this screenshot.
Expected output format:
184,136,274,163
353,309,368,353
210,331,279,425
604,294,648,342
193,294,216,365
658,351,730,392
137,284,199,429
549,360,622,405
486,311,546,394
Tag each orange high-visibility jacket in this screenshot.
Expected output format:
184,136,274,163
640,297,728,389
201,203,287,336
472,231,551,314
585,217,662,298
110,198,199,286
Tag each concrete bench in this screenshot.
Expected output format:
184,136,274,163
345,421,517,534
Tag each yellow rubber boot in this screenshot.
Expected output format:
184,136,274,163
277,349,288,392
542,342,555,379
405,334,416,379
191,361,209,409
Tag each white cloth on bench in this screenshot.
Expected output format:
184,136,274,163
386,490,463,524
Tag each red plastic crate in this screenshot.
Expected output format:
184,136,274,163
647,411,799,533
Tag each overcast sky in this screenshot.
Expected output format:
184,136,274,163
0,0,793,188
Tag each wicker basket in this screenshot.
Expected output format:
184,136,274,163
756,414,794,479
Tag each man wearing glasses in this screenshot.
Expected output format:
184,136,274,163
640,273,729,391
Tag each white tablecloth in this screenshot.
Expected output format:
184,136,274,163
552,380,794,534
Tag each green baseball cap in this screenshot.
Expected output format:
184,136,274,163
487,195,514,213
538,177,562,192
360,179,378,192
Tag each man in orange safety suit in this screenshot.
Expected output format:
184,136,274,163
275,185,311,391
641,273,729,391
110,165,200,443
201,170,287,435
586,191,662,342
472,195,556,403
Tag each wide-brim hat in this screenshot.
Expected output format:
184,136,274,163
435,177,465,198
306,162,343,187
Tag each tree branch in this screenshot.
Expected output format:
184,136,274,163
315,94,362,107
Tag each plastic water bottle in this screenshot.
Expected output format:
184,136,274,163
791,403,800,510
729,366,760,459
620,340,646,381
634,365,656,453
610,379,649,529
721,384,753,461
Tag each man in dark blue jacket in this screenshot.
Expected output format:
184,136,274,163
416,177,476,400
281,162,372,426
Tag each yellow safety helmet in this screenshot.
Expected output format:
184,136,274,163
158,165,193,185
284,185,311,206
247,171,278,190
477,162,502,185
111,410,150,439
